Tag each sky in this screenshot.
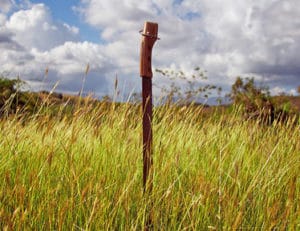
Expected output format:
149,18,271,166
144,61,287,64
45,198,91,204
0,0,299,102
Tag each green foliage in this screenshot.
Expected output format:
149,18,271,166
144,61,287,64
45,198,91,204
0,77,23,92
0,77,22,113
0,77,43,116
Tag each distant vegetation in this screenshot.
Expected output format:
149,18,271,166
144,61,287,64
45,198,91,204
0,75,299,229
229,77,299,125
0,77,100,119
0,75,299,122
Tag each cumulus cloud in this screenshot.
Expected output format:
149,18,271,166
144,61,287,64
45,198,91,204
77,0,300,95
0,0,300,99
31,41,114,94
0,0,13,13
5,4,79,51
0,2,114,96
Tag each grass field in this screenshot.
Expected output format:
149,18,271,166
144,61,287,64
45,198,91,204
0,102,299,230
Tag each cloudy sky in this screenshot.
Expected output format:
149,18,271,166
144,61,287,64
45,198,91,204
0,0,299,101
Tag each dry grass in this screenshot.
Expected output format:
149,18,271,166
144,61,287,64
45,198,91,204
0,101,299,230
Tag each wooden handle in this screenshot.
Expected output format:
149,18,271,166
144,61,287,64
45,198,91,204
140,22,158,78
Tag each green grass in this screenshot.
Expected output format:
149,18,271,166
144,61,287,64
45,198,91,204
0,103,299,230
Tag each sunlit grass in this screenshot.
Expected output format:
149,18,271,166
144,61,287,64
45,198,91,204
0,102,299,230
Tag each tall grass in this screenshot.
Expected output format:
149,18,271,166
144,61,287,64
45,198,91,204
0,102,299,230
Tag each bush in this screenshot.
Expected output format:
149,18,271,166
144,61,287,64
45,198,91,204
0,77,38,116
230,77,298,124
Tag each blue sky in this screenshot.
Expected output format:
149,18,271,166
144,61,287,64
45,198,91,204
0,0,299,101
29,0,77,23
22,0,101,43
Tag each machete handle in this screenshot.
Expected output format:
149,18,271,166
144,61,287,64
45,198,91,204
140,22,159,78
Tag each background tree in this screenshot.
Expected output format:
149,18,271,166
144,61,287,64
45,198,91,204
230,77,276,123
0,77,22,110
0,77,40,115
230,76,299,124
230,77,270,107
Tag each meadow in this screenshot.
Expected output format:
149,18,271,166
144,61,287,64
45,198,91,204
0,99,299,230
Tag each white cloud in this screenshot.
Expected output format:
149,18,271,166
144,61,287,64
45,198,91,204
289,89,297,96
0,0,13,13
0,3,112,96
1,0,300,99
5,4,79,51
0,13,7,25
270,86,297,96
271,86,285,95
63,23,79,35
33,41,112,75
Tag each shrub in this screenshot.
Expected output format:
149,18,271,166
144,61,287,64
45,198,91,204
0,77,39,116
230,77,298,124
